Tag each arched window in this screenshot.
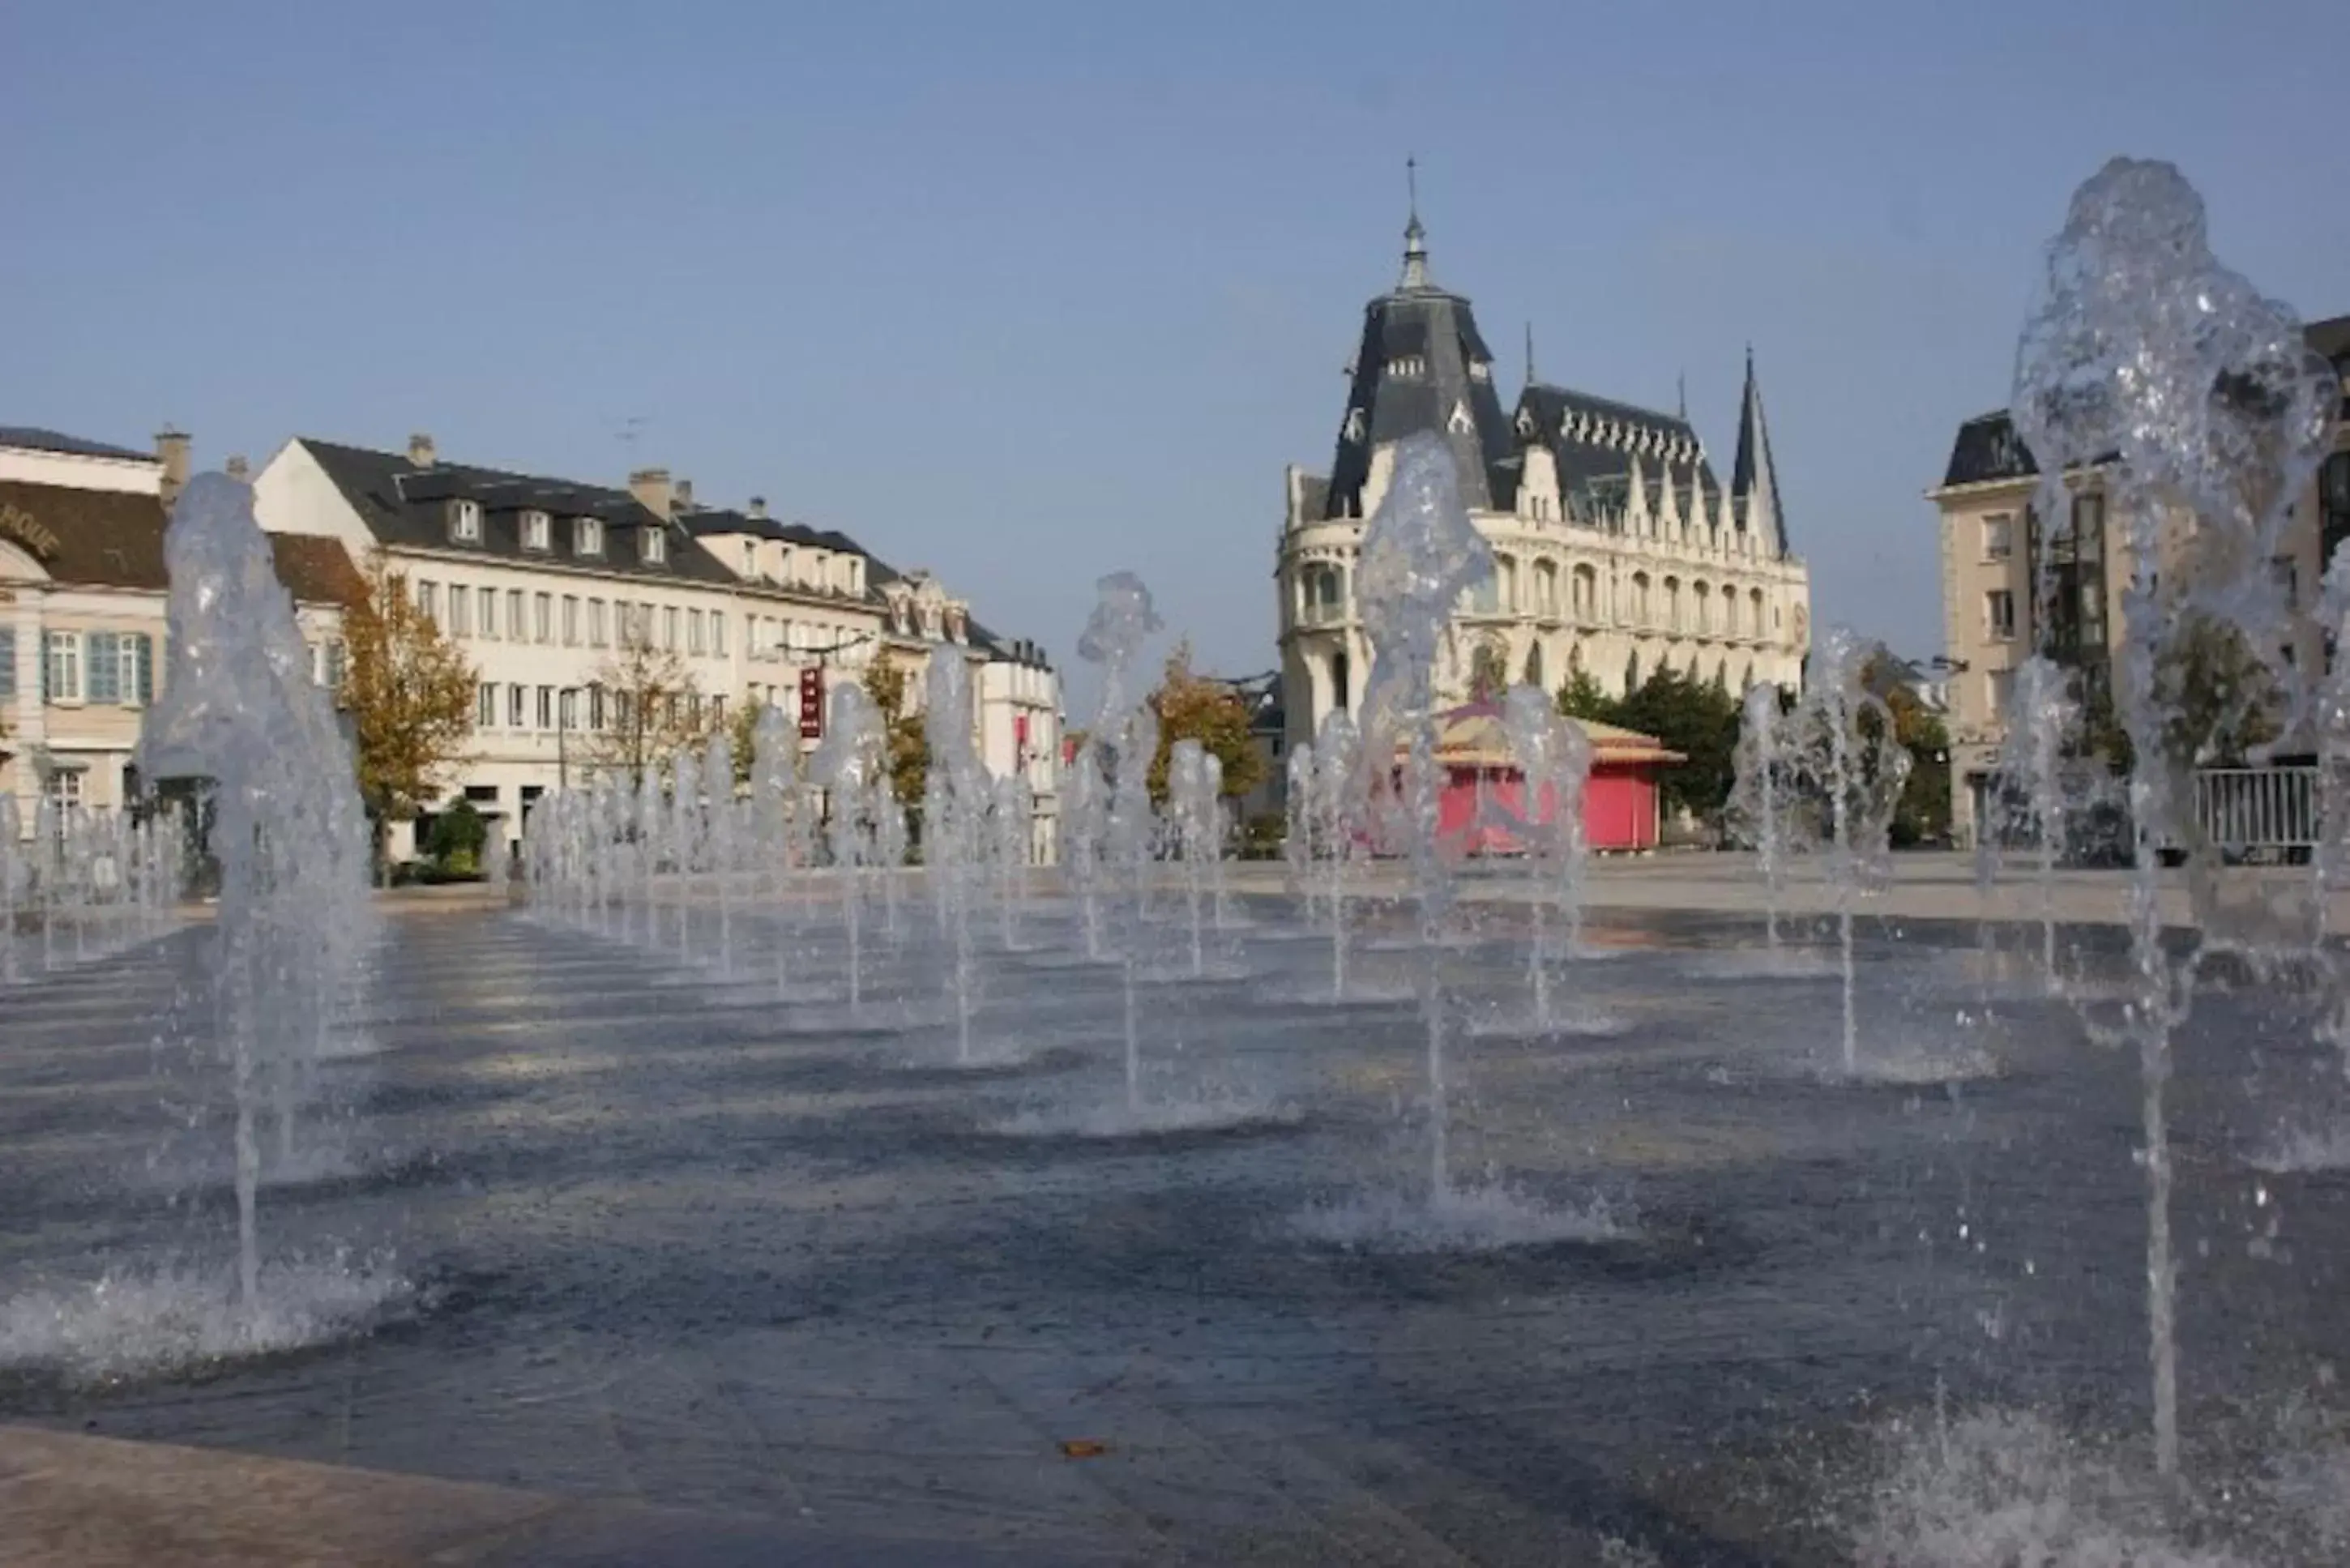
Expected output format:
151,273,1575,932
1750,587,1766,635
1691,579,1710,634
1331,648,1351,712
1495,554,1519,614
1631,571,1651,625
1534,559,1559,615
1524,641,1545,690
1663,575,1681,631
1572,564,1597,620
1724,591,1740,636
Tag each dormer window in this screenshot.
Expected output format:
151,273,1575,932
641,525,666,566
448,498,483,544
575,517,604,557
521,511,551,552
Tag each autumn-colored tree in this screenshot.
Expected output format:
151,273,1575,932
579,632,709,793
861,649,930,808
1144,641,1267,804
343,554,476,866
1858,649,1954,845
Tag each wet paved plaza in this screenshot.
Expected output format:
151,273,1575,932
2,890,2348,1564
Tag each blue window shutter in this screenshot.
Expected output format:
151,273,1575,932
39,634,49,704
135,634,154,703
0,628,14,700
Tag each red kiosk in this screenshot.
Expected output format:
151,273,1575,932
1424,700,1682,855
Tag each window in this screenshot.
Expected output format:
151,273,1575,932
711,612,724,655
508,684,526,728
1986,670,2015,724
559,689,578,730
1985,589,2016,641
87,632,121,703
96,631,150,705
522,511,551,552
0,628,14,699
448,585,471,637
45,770,81,812
588,598,608,647
575,517,605,557
642,526,667,565
664,606,681,650
688,609,706,655
589,685,607,730
417,580,439,624
479,588,498,639
562,596,579,646
1983,513,2014,560
450,499,482,544
536,686,553,729
506,590,524,639
476,683,497,728
324,640,347,690
44,630,80,703
533,593,553,643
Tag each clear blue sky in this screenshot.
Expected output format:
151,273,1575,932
7,1,2345,705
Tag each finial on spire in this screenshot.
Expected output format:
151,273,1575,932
1399,156,1431,289
1677,370,1687,421
1525,322,1537,388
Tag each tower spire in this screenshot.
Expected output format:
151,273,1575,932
1732,345,1787,553
1400,155,1430,290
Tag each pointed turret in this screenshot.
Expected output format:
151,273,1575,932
1731,347,1788,553
1319,169,1516,519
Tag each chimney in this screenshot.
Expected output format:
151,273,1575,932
673,477,694,511
225,455,251,483
748,495,767,520
154,426,190,508
628,467,673,519
407,432,436,468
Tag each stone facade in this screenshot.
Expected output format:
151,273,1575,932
1275,211,1810,754
0,429,348,826
251,435,1063,863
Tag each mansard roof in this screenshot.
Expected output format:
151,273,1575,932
1513,382,1719,502
1322,220,1517,519
299,438,737,587
1940,411,2040,489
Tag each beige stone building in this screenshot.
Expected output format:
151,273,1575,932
1276,207,1811,755
252,435,1063,861
0,427,354,827
1927,314,2350,845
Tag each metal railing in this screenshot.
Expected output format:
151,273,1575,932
2193,766,2318,857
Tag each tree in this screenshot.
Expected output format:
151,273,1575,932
1144,641,1267,804
1857,650,1954,846
426,798,487,873
727,694,768,788
1467,640,1509,703
343,554,476,866
1555,668,1615,724
861,649,929,808
579,633,709,793
1611,667,1741,821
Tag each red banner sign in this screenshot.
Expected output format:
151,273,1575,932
798,667,823,740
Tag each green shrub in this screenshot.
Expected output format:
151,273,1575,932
427,801,488,871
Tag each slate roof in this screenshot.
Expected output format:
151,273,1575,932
298,439,738,587
1513,383,1720,516
1730,352,1788,551
1322,223,1518,518
0,427,154,463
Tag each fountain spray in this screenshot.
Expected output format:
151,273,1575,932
811,681,879,1015
1502,686,1594,1028
2011,157,2335,1479
135,473,373,1312
1353,433,1494,1203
